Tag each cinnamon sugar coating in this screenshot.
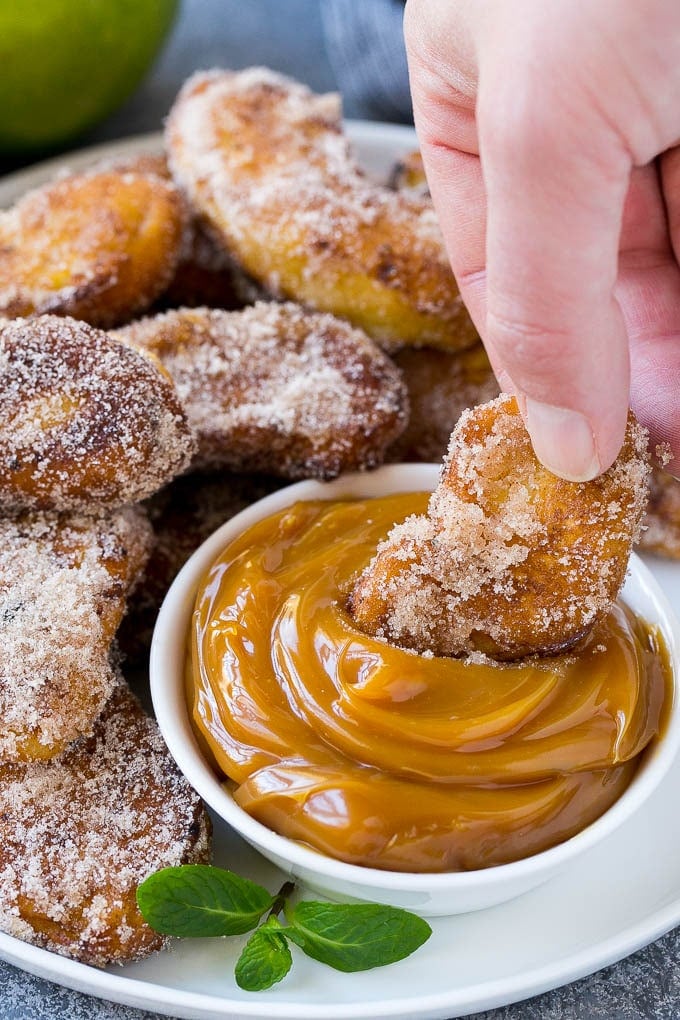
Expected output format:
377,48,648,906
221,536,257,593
351,395,650,660
0,167,186,328
0,683,211,966
94,149,266,311
119,470,282,663
639,466,680,559
89,151,171,182
388,343,499,463
115,302,408,478
0,316,195,512
0,506,151,763
165,68,478,352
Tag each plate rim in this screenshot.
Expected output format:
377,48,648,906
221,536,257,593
1,124,680,1020
1,883,679,1020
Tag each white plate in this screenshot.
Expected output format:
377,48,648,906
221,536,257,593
1,124,680,1020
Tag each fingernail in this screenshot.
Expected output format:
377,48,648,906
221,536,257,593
524,399,601,481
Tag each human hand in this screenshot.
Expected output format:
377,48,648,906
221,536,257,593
404,0,680,479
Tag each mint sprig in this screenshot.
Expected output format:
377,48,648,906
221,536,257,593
137,865,432,991
235,916,293,991
285,900,431,972
136,865,274,937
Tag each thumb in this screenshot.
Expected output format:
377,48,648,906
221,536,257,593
477,58,632,480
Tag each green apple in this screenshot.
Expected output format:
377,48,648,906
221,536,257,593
0,0,178,154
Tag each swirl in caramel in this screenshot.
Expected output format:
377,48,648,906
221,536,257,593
187,493,669,873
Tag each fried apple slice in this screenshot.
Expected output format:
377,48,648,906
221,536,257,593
0,683,211,965
92,150,266,311
351,394,650,660
115,302,408,478
0,315,195,512
166,68,477,352
0,506,151,762
0,167,186,327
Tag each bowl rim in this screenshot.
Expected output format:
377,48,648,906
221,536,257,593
150,463,680,894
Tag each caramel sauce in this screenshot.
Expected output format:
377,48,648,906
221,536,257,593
187,493,669,873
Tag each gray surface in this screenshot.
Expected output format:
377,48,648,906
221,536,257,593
320,0,412,121
1,1,678,1017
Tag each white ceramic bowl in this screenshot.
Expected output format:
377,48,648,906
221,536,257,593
150,464,680,916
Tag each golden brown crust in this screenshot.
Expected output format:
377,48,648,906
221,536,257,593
165,68,477,352
639,466,680,559
0,683,211,966
115,302,408,479
88,149,267,311
351,395,650,660
0,315,196,512
0,167,186,328
388,343,499,463
0,506,152,762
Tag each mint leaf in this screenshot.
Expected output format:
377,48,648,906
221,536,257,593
138,864,432,987
286,901,431,972
235,917,293,991
136,865,274,937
